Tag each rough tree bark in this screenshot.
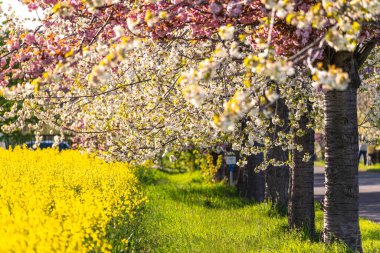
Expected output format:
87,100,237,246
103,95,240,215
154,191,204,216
288,108,315,236
265,97,290,213
237,152,265,202
322,50,362,252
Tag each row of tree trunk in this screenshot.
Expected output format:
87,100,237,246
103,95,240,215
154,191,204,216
219,44,376,252
235,49,364,252
236,96,315,234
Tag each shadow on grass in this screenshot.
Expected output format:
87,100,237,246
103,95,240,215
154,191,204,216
136,169,351,246
166,185,253,210
136,167,171,186
133,169,369,252
364,230,380,241
138,168,289,213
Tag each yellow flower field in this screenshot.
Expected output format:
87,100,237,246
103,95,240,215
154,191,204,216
0,147,145,253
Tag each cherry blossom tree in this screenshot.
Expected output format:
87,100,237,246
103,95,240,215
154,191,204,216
1,1,379,251
358,46,380,144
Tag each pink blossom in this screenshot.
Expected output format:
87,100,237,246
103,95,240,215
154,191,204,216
28,3,39,10
7,41,20,52
0,59,6,68
227,2,243,18
24,34,36,45
20,53,32,62
210,2,223,15
177,12,188,22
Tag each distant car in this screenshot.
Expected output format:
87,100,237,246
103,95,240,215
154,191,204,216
25,140,71,151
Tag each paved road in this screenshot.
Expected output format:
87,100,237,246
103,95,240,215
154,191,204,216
314,166,380,222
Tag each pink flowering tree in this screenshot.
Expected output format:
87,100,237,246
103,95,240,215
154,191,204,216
1,1,380,251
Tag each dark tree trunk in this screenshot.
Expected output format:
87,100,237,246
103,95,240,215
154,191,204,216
210,151,221,181
288,111,315,236
322,51,362,252
218,151,226,181
265,148,289,213
211,151,219,166
265,97,290,213
237,152,265,202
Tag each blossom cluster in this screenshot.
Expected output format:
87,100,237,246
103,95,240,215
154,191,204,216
0,0,378,167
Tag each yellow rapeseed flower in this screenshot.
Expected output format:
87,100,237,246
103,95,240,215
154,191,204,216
0,147,145,253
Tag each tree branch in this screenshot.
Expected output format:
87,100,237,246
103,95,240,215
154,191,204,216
355,39,380,68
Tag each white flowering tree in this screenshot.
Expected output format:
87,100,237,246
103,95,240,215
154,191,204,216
357,46,380,144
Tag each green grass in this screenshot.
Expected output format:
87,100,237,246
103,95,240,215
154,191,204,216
132,169,380,252
314,160,380,172
314,160,325,168
360,163,380,172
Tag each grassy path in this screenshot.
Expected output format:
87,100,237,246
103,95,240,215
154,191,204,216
132,170,380,253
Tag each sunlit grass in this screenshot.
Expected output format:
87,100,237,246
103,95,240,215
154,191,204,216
360,163,380,172
132,169,380,252
314,160,325,168
314,160,380,172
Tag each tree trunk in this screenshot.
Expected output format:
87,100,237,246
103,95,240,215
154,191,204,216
237,152,265,202
322,51,362,252
265,97,290,213
265,149,289,213
288,111,315,236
